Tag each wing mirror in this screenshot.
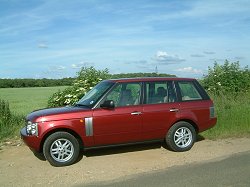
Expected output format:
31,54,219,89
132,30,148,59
100,100,115,109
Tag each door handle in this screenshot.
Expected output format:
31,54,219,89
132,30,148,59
170,108,179,112
131,111,142,115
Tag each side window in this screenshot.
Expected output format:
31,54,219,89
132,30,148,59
178,81,202,101
105,83,141,107
145,81,176,104
106,84,122,105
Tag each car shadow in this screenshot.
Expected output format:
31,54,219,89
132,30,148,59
32,151,46,161
83,142,162,158
197,134,205,142
32,134,206,165
82,134,206,158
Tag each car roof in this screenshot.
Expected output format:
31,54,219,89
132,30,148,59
107,77,196,83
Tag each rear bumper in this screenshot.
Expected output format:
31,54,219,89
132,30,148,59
20,127,41,152
199,117,217,132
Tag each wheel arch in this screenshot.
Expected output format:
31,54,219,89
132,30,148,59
172,119,199,133
39,128,84,153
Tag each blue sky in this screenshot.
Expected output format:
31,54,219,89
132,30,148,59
1,0,250,79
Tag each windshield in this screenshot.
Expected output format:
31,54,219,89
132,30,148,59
76,81,114,108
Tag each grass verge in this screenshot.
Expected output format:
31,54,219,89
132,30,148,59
201,92,250,139
0,100,24,142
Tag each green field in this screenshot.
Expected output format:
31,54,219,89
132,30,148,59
0,86,249,142
0,86,67,115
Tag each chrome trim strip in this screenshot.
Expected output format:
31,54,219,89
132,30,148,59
131,111,142,115
85,117,93,136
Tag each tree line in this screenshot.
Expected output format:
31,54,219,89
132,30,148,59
0,72,175,88
0,78,74,88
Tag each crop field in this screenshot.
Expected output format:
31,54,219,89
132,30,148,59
0,86,67,115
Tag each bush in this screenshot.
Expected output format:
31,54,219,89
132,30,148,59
48,67,110,107
201,60,250,95
0,99,24,141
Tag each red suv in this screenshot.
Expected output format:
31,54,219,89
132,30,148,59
21,77,216,166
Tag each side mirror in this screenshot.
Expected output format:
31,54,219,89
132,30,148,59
100,100,115,109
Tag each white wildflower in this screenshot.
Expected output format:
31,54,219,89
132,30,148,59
65,94,73,98
64,99,71,104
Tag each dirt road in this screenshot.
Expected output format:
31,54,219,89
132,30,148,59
0,138,250,186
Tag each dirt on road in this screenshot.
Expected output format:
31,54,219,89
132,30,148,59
0,138,250,186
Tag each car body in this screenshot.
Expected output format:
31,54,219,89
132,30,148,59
21,77,217,166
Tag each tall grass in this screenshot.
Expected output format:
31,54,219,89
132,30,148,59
201,92,250,138
0,100,24,141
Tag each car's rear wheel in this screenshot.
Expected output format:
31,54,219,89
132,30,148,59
43,132,80,167
166,121,196,152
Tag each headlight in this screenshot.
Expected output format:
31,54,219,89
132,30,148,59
26,121,38,136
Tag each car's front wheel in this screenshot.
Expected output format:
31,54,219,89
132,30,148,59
166,121,196,152
43,132,80,167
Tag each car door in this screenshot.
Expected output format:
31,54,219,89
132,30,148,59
176,80,212,130
142,81,179,140
92,82,143,146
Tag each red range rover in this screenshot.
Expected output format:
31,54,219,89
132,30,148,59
21,77,217,166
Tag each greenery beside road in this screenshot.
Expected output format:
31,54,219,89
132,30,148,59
0,100,24,141
201,92,250,139
0,61,249,142
200,61,250,138
0,86,67,141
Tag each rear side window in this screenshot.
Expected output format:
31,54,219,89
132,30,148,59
178,81,202,101
145,81,177,104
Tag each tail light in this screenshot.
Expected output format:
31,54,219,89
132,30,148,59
209,104,216,118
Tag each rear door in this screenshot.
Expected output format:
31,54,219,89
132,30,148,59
142,81,179,140
175,80,212,131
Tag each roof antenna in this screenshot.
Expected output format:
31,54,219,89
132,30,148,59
155,66,158,74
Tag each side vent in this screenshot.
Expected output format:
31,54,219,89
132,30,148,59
85,117,93,136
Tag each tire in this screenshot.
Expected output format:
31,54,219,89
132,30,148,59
43,132,80,167
166,121,196,152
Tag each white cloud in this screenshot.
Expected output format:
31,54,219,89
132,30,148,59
176,67,203,74
204,51,215,55
124,60,148,65
71,64,79,69
190,54,205,58
38,43,48,48
155,51,185,64
234,56,244,60
56,66,65,70
209,58,225,62
71,62,93,69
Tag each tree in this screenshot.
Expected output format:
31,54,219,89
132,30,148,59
48,67,110,107
201,60,250,95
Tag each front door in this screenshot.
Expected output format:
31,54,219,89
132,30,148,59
93,82,143,146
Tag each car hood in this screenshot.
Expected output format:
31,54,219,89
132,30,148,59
26,106,91,123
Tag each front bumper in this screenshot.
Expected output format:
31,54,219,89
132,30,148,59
20,127,41,152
